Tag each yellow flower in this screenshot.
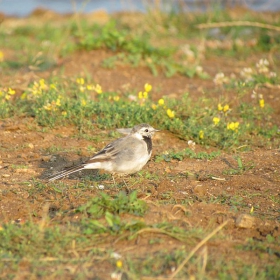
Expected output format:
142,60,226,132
166,109,175,118
151,104,157,110
223,104,229,112
76,78,85,85
0,51,4,62
43,103,52,111
259,99,265,108
61,111,67,116
143,91,148,99
227,122,239,131
39,79,47,90
113,96,120,102
138,91,143,99
158,98,164,106
8,88,16,95
144,83,152,93
87,84,95,90
227,122,234,130
199,130,204,139
116,260,123,269
0,91,3,97
55,98,61,106
81,99,87,106
218,103,223,111
5,94,11,100
213,117,220,125
50,83,57,90
20,92,27,100
95,84,102,94
31,82,41,96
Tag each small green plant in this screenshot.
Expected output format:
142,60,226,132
77,191,148,217
223,156,254,175
155,148,221,162
10,164,29,169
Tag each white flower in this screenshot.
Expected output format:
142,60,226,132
195,65,203,74
181,44,195,61
111,272,122,279
128,95,137,101
240,67,254,82
111,252,122,259
251,90,257,99
188,140,196,150
256,58,269,74
213,72,229,85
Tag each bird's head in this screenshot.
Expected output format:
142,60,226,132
131,123,159,139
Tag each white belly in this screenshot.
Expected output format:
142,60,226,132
113,152,151,174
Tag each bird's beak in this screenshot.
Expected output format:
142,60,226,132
153,128,160,132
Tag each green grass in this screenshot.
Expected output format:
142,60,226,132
1,211,278,279
156,148,221,162
1,9,279,75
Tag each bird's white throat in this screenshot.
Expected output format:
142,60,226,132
133,132,144,140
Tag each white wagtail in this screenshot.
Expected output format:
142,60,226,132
48,123,159,181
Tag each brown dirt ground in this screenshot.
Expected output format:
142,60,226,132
0,10,280,279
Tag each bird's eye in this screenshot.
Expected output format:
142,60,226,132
145,129,149,132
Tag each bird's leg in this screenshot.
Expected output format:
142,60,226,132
112,174,130,193
122,177,128,187
122,175,132,194
112,174,116,186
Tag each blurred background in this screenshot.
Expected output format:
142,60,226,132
1,0,280,17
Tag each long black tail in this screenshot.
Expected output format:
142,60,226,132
48,164,85,181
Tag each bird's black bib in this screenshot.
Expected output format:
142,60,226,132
143,136,152,154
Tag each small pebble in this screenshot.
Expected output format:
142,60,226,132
41,155,52,162
235,214,255,229
28,143,34,149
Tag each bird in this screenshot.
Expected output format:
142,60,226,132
48,123,159,182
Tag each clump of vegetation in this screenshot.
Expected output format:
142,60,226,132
77,191,147,217
1,75,278,149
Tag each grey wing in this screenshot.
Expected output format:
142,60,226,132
86,136,126,163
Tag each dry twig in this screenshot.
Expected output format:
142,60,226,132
197,21,280,32
170,220,228,279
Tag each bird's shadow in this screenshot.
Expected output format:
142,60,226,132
39,154,102,181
